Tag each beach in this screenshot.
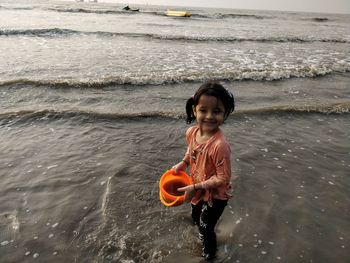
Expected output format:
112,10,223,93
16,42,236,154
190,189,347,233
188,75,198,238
0,0,349,262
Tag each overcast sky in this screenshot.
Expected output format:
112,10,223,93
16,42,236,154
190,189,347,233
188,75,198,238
100,0,350,14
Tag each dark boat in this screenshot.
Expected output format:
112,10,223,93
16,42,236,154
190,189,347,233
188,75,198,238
123,5,140,12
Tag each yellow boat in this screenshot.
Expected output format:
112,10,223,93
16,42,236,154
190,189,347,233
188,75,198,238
165,10,191,17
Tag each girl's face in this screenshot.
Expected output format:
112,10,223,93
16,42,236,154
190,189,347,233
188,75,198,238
193,95,225,136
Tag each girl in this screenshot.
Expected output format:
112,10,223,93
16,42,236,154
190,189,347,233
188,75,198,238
172,81,235,260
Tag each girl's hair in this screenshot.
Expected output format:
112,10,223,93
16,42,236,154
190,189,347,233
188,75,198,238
186,81,235,124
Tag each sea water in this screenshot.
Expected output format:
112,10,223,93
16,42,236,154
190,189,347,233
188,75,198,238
0,0,349,262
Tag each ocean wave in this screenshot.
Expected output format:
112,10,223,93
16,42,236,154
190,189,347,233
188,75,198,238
0,109,184,123
310,17,329,22
47,7,125,15
0,5,33,11
0,28,79,37
137,34,348,44
1,28,348,44
1,103,349,124
1,67,349,88
237,103,350,115
190,12,269,19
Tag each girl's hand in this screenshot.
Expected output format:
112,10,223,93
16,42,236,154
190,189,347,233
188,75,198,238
171,161,187,174
177,185,195,202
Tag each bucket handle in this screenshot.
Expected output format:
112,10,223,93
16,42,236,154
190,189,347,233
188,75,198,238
159,191,181,207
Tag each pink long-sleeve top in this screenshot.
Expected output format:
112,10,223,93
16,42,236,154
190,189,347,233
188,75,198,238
183,126,232,206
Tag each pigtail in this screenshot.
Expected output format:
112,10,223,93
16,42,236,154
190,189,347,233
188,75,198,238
226,89,235,113
185,97,195,124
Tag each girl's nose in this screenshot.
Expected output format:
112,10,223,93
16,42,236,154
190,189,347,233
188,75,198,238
206,111,214,119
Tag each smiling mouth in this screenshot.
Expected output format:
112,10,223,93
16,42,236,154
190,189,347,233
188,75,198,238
204,121,217,125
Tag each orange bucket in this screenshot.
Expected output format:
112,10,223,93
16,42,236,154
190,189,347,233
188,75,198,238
159,170,192,207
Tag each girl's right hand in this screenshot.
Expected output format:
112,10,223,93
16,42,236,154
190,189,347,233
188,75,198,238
177,185,195,202
171,161,187,174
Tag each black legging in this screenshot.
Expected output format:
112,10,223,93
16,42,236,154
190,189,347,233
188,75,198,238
191,199,228,256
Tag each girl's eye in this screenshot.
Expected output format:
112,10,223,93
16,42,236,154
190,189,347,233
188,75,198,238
199,109,206,113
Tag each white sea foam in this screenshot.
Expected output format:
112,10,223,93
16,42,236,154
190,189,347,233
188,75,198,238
1,240,9,246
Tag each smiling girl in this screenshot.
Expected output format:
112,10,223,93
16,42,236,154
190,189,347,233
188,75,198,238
172,81,235,260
